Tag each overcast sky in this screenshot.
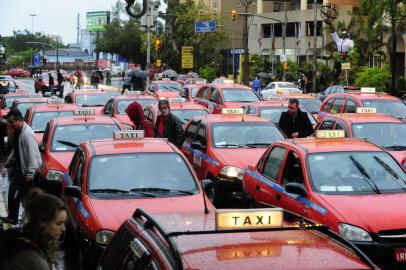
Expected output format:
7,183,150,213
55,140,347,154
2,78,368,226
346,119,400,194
0,0,165,44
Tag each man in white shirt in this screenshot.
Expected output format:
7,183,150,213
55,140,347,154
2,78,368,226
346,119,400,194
331,31,354,54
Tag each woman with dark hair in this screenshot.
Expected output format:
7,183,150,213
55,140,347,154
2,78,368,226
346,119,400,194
0,188,67,270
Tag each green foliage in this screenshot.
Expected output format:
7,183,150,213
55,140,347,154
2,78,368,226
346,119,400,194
249,54,266,80
354,64,391,92
199,64,216,82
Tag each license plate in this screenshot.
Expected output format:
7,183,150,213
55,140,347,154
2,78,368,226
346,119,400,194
395,248,406,263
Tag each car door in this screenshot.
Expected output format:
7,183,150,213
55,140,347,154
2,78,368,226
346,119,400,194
193,123,209,179
64,150,83,227
181,120,200,168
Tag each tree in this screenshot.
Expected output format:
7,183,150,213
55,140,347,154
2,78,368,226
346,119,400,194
355,64,391,92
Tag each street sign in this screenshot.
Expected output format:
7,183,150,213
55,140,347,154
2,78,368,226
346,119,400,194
341,63,351,70
230,49,244,54
195,20,217,33
182,46,193,69
156,59,161,67
34,53,41,66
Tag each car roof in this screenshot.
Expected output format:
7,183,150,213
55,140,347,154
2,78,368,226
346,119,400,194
29,104,79,112
194,114,270,123
330,92,400,101
280,138,382,153
331,113,402,124
113,95,157,101
50,115,118,126
82,138,177,156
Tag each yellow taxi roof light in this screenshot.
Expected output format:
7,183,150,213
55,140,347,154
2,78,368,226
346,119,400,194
315,130,345,139
73,109,96,116
360,87,376,93
221,108,244,115
223,79,235,84
356,107,376,114
113,130,144,140
216,208,283,231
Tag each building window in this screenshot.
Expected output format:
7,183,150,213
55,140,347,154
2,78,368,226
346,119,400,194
306,21,323,36
212,0,218,14
262,23,299,38
286,22,300,37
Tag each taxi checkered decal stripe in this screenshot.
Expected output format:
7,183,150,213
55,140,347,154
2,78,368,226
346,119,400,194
63,173,90,219
245,169,327,215
183,144,220,167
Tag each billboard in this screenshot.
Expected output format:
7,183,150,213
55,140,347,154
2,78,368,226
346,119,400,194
86,11,110,32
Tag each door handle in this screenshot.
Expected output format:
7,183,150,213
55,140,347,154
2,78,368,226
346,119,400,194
276,193,281,201
255,185,260,191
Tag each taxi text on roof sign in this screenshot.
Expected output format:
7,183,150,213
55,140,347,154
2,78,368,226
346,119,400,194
29,93,42,97
315,130,345,139
356,107,376,114
47,99,64,104
168,97,186,103
360,87,376,93
126,91,143,95
73,109,96,115
216,208,283,231
223,79,234,84
266,95,287,102
221,108,244,115
113,130,144,140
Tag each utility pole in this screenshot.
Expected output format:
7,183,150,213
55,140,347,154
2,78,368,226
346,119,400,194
282,2,287,81
312,0,317,93
240,0,255,86
29,14,37,66
146,5,152,88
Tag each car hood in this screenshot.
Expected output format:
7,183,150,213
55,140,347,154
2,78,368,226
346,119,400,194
388,150,406,166
156,92,181,99
223,102,253,108
89,194,205,232
318,193,406,233
46,151,75,172
213,148,266,169
114,114,133,127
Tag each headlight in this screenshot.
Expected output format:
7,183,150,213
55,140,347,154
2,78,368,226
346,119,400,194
122,124,134,130
46,170,64,182
95,230,115,245
219,166,244,181
339,223,372,242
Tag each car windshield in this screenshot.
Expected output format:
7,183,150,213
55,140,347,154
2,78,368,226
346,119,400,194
308,152,406,194
171,109,209,124
212,122,284,148
117,99,158,114
157,83,182,92
75,94,110,107
259,106,317,125
0,81,15,91
362,99,406,119
278,83,297,88
352,123,406,149
3,96,26,108
222,88,260,102
51,124,120,152
88,153,198,197
16,102,47,117
31,111,74,132
298,98,322,113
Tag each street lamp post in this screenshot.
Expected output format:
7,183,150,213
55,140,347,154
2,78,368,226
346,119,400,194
29,14,37,66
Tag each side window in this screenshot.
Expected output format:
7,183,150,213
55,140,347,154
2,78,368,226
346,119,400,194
344,99,357,113
145,110,153,122
117,238,158,270
185,121,200,142
319,119,336,130
335,121,349,137
281,151,304,187
148,84,154,92
209,88,218,103
270,84,275,89
104,100,114,115
73,153,85,187
322,98,334,112
329,98,344,114
201,87,210,100
69,150,81,180
196,124,207,146
42,123,50,147
330,86,337,94
100,229,134,270
262,147,286,181
24,110,29,122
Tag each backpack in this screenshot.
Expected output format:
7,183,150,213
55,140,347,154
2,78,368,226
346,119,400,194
0,228,38,266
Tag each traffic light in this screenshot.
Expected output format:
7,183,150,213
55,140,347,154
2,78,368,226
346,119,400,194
155,39,161,51
231,9,237,21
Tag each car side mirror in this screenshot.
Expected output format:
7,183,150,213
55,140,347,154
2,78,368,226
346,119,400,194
64,186,83,200
39,145,45,153
191,141,206,151
285,183,307,197
201,179,214,196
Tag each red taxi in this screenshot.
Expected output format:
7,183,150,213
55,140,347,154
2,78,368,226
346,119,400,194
38,110,122,195
314,109,406,168
146,80,183,99
180,83,205,102
24,100,79,144
5,68,30,77
319,88,406,120
194,80,261,114
102,92,158,128
64,90,111,114
98,208,377,269
144,98,210,126
181,108,285,206
244,100,318,127
10,95,49,118
243,130,406,268
63,131,213,267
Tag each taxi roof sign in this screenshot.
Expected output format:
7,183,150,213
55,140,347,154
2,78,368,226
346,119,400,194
29,93,42,97
356,107,376,114
315,130,345,139
47,99,64,104
73,109,95,116
221,108,244,115
360,87,376,93
223,79,234,84
168,97,186,103
113,130,144,140
215,208,283,231
126,91,143,95
265,95,287,102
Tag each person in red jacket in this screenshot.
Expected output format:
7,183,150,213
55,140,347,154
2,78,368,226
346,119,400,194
125,101,155,137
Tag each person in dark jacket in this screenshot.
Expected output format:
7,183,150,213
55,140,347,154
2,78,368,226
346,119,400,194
279,98,313,138
48,73,54,89
56,69,64,97
125,101,154,137
155,100,184,147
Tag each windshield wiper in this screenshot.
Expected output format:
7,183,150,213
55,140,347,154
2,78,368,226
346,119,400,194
245,143,271,148
82,104,104,107
349,155,381,194
56,140,79,148
130,187,195,195
90,188,129,194
373,156,406,190
215,143,241,148
383,145,406,151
